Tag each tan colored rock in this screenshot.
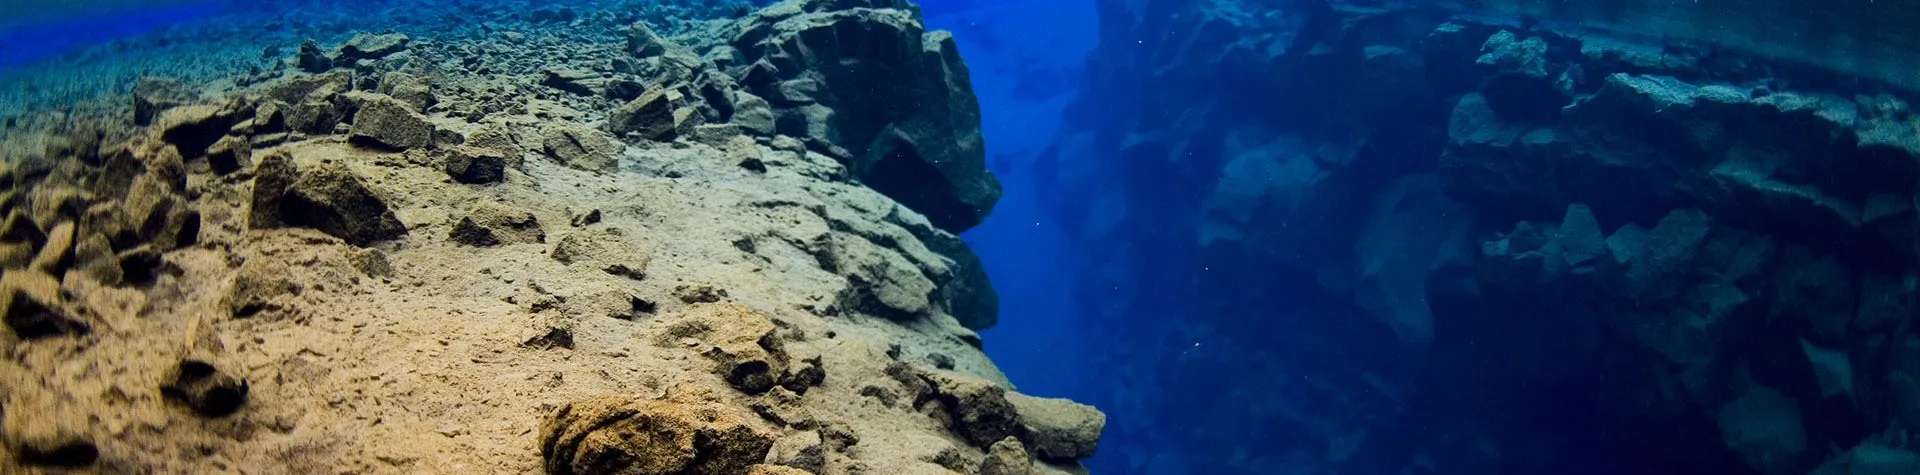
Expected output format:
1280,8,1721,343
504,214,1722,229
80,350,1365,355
540,395,775,475
1006,393,1105,461
450,201,545,246
980,437,1036,475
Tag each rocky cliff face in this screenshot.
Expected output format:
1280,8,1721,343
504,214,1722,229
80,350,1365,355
1045,0,1920,473
0,0,1075,473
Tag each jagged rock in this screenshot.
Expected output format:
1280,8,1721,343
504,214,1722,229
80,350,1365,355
29,221,74,276
550,229,649,279
540,125,621,173
674,283,728,304
1,270,87,339
731,91,777,136
1622,208,1713,301
626,22,681,58
979,437,1036,475
377,72,433,112
449,201,544,246
1477,30,1548,77
920,371,1020,448
1548,203,1605,271
133,77,195,126
227,255,299,318
655,303,790,394
72,232,119,285
1771,247,1855,342
158,103,243,158
610,87,698,141
1005,393,1104,461
269,71,354,134
349,94,434,150
541,68,602,96
296,38,331,73
734,7,998,232
206,135,251,175
159,360,249,417
1799,339,1854,399
1718,385,1806,475
336,32,410,61
443,146,507,184
767,430,824,473
540,395,775,475
249,152,408,246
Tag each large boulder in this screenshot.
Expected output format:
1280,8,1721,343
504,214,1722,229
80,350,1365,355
1005,393,1105,462
731,6,999,233
541,125,622,173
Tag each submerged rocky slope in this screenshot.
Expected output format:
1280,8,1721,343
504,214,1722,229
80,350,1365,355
0,0,1097,473
1041,0,1920,473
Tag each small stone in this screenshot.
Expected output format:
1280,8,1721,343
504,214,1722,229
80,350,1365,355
540,125,621,173
159,360,250,417
336,32,409,61
443,146,507,184
979,437,1035,475
450,201,544,246
349,248,393,277
228,257,298,319
768,430,824,473
571,209,602,227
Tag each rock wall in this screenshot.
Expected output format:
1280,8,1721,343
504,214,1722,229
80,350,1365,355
1041,0,1920,473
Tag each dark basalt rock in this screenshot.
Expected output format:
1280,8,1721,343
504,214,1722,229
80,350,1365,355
249,152,408,246
731,7,1000,233
160,360,250,417
349,94,434,150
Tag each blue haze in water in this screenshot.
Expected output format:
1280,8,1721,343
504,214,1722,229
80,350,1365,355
8,0,1920,474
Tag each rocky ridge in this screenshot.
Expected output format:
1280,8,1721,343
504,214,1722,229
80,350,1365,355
1039,0,1920,473
0,0,1087,473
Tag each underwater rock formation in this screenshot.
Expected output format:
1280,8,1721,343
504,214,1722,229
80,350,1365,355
0,0,1075,472
1036,0,1920,473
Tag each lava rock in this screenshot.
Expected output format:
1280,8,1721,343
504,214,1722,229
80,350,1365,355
654,303,789,394
1718,385,1806,475
540,125,621,173
673,283,727,304
443,146,508,184
296,38,331,73
609,87,695,141
250,152,409,246
450,201,544,246
206,135,251,175
377,72,434,112
1006,393,1105,461
349,94,434,150
541,68,602,96
133,77,196,126
0,270,87,339
29,221,74,275
736,8,999,233
336,32,410,61
158,104,242,158
731,91,778,136
550,229,650,279
979,437,1036,475
922,371,1020,448
540,395,776,475
159,360,250,417
767,430,824,473
227,256,298,318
